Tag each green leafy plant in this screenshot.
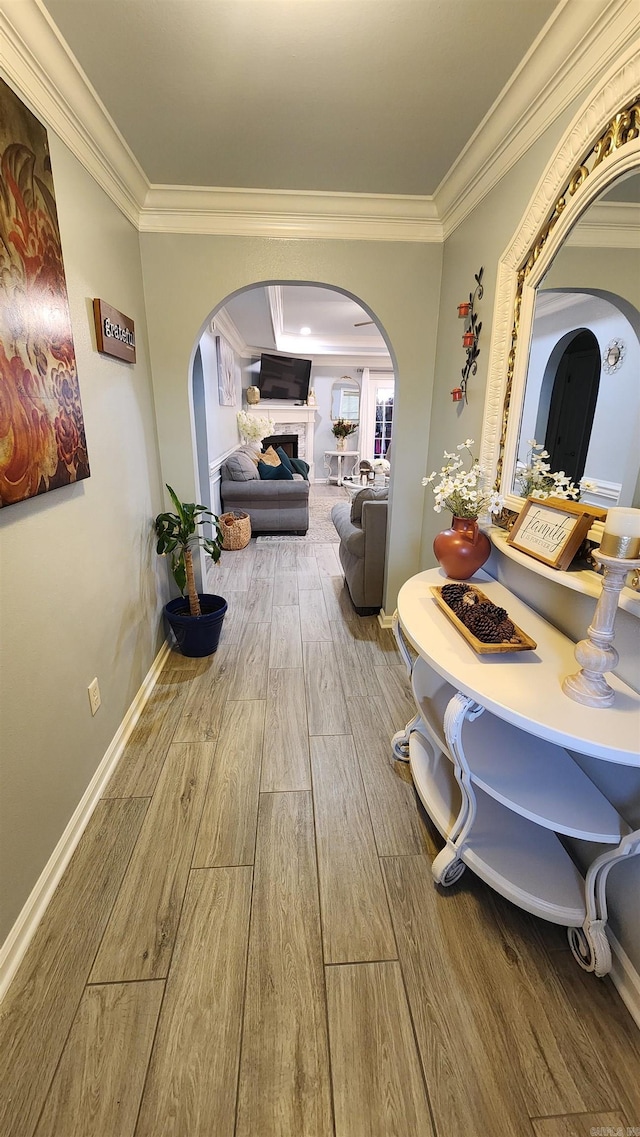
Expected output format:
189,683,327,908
331,418,358,440
155,485,223,617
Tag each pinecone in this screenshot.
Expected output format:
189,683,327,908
465,609,504,642
495,619,516,641
449,600,468,621
441,583,470,607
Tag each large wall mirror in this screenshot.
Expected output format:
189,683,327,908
480,57,640,516
331,377,360,422
514,170,640,509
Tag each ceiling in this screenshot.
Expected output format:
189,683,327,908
41,0,559,197
36,0,564,355
220,285,390,363
33,0,628,359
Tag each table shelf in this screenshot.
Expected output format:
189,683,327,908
394,568,640,977
409,731,587,926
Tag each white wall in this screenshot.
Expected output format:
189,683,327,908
0,129,166,944
520,294,640,503
311,365,360,474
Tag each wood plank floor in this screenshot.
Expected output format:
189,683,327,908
0,486,638,1137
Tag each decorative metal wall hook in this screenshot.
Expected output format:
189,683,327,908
454,266,484,404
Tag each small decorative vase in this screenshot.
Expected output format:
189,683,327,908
335,437,346,451
246,385,260,405
433,516,491,580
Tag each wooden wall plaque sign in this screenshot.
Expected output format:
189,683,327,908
507,496,605,570
93,299,136,363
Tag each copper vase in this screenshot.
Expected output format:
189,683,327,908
433,516,491,580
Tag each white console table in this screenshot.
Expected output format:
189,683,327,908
393,567,640,977
324,449,359,486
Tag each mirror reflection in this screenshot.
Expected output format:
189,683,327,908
331,377,360,422
513,170,640,509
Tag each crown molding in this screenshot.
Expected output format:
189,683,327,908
138,185,442,241
436,0,640,239
0,0,636,246
566,201,640,247
0,0,148,226
210,309,249,358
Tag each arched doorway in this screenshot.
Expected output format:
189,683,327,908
191,282,396,516
543,329,600,483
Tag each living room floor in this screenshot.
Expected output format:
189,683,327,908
1,487,638,1137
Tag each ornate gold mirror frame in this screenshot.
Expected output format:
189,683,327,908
479,47,640,514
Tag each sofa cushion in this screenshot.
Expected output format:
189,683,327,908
260,445,281,467
258,460,294,480
350,485,388,524
276,446,294,473
238,444,260,464
225,451,260,481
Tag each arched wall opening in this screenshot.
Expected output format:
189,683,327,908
187,279,399,597
139,235,443,615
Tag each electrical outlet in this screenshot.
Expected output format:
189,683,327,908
88,678,101,716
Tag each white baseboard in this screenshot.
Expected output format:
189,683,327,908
0,640,171,1004
609,930,640,1031
378,607,395,629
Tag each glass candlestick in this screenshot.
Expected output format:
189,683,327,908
562,549,640,707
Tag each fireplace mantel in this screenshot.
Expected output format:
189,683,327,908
244,402,318,480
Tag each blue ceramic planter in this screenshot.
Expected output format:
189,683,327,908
164,593,227,657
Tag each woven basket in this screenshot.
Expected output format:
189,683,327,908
220,511,251,551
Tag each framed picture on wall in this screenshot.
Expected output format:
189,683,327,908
507,496,604,570
216,335,238,407
0,77,90,508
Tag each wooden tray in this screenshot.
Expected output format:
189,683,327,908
430,586,537,654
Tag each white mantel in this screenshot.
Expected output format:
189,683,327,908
244,402,318,480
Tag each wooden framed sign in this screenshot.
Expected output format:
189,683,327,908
93,299,136,363
507,496,605,570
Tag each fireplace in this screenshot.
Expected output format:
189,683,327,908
243,404,316,480
262,434,299,459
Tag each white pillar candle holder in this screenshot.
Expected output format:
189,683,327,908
563,549,640,707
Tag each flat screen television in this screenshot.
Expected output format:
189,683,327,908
258,353,311,402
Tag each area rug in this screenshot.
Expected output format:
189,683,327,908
255,484,346,543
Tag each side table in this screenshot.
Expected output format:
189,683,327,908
324,450,359,486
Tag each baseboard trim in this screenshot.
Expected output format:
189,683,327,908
378,608,395,629
609,930,640,1030
0,639,171,1004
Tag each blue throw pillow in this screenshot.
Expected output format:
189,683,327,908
258,460,294,480
290,457,310,478
276,447,295,473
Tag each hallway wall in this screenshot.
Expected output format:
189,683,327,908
422,92,640,976
0,128,167,944
138,238,443,612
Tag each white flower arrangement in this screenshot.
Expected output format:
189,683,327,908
237,410,273,443
422,439,503,520
515,440,588,500
373,457,390,473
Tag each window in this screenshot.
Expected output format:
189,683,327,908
374,386,393,457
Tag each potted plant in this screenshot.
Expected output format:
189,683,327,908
331,418,358,451
422,439,503,580
155,484,227,657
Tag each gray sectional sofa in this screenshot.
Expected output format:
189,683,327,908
331,487,388,614
220,448,310,534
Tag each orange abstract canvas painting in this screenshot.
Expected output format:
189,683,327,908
0,77,89,508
